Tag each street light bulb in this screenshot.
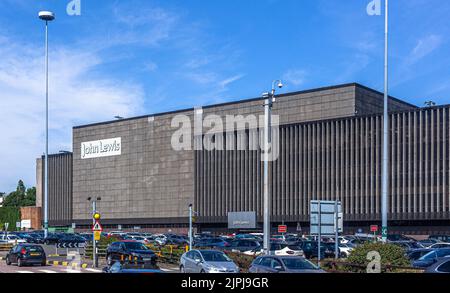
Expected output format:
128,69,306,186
277,81,283,89
38,11,55,21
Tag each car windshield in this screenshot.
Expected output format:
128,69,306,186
420,249,450,260
201,251,232,262
281,258,318,270
123,242,148,250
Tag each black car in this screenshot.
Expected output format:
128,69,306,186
407,248,433,261
413,248,450,268
43,233,64,245
297,241,325,259
227,239,261,253
103,262,163,274
106,241,157,266
424,257,450,273
428,235,450,243
5,244,46,267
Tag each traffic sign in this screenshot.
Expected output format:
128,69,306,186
370,225,378,232
278,225,287,233
92,220,103,231
94,231,101,241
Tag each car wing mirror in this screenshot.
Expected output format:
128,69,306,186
274,265,284,271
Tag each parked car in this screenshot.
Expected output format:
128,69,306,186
5,244,46,267
106,241,157,266
179,249,239,273
428,235,450,243
227,239,261,254
102,262,163,274
424,256,450,273
249,255,325,273
338,243,354,258
270,243,304,257
417,239,439,248
407,248,433,262
426,243,450,249
43,233,63,245
297,241,325,259
0,234,27,244
390,241,422,251
234,234,261,241
413,248,450,268
193,237,230,249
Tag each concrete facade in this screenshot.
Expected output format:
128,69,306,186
36,153,73,226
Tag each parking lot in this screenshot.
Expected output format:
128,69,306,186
1,230,450,273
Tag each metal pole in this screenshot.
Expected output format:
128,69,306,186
44,20,49,239
92,200,97,268
381,0,389,243
317,200,321,266
189,204,193,250
263,96,272,254
334,201,339,259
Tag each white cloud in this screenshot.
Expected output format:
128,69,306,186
0,36,144,192
407,34,443,65
282,69,307,87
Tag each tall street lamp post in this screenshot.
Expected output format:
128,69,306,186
262,80,283,254
38,11,55,239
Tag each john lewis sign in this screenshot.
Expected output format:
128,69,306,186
81,137,121,159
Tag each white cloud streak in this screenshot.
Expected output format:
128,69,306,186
0,35,144,192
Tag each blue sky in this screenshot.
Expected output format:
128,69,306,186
0,0,449,192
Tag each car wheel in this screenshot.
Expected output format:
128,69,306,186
180,265,185,273
41,259,47,266
5,256,11,266
17,258,23,267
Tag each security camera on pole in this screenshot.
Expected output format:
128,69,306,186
262,80,283,255
367,0,389,242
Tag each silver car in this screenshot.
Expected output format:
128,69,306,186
180,250,239,273
249,255,326,273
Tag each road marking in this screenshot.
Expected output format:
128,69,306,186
160,267,178,272
65,268,82,273
84,268,102,273
38,269,58,273
17,270,34,273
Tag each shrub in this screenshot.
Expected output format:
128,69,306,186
223,251,256,272
346,242,410,273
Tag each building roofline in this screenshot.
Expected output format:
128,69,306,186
73,82,417,130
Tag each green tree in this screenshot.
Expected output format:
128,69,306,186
3,180,36,207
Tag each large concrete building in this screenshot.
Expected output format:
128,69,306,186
37,83,450,234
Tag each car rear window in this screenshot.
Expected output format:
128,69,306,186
26,246,43,252
281,258,318,270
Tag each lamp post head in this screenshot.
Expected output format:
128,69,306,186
38,11,55,21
